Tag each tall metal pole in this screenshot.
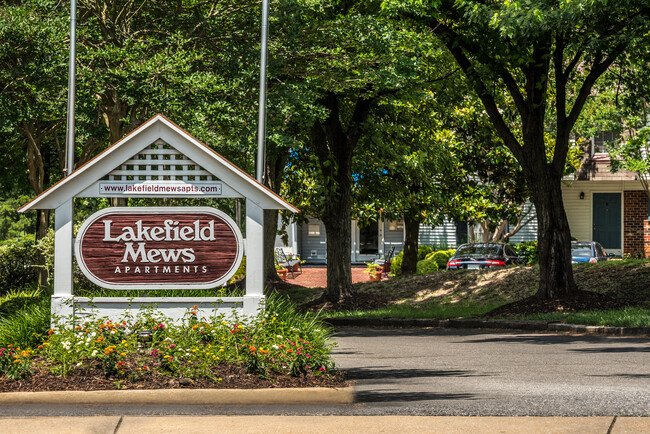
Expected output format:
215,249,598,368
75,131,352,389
65,0,77,176
256,0,270,183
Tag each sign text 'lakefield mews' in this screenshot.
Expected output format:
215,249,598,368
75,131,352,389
75,207,243,289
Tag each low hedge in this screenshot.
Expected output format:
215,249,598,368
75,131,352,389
416,258,439,274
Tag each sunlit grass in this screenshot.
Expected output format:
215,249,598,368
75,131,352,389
513,306,650,328
324,301,506,320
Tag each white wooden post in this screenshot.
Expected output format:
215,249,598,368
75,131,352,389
244,199,264,315
52,199,74,322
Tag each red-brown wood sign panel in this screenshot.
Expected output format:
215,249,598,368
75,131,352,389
75,207,243,289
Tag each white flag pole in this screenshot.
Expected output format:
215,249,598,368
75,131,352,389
64,0,77,176
256,0,270,183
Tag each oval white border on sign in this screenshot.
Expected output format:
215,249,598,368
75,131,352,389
74,207,244,290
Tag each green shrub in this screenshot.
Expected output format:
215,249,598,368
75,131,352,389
417,245,433,260
0,240,40,296
431,251,453,269
512,241,538,264
424,250,457,269
416,258,439,274
390,251,404,276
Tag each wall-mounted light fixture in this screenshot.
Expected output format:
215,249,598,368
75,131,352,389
579,192,585,200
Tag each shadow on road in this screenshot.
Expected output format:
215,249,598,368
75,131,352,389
355,390,477,403
569,346,650,353
454,334,649,346
588,373,650,379
344,367,488,381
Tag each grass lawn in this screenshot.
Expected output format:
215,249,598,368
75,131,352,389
280,260,650,327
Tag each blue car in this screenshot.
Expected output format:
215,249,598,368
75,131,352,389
571,241,608,263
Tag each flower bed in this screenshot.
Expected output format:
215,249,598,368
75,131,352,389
0,298,344,391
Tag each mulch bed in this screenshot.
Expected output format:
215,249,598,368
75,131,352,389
482,290,630,318
0,359,346,393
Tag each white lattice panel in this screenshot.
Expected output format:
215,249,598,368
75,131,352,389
79,139,244,198
104,140,217,182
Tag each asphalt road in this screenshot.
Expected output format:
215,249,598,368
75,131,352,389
1,328,648,417
331,327,649,416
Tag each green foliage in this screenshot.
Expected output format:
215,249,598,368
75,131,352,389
426,250,455,269
0,345,33,380
391,247,442,275
417,245,433,260
390,251,404,276
0,295,50,350
0,197,35,241
227,256,246,285
609,127,650,196
416,258,439,274
511,241,538,265
2,295,337,382
0,239,40,296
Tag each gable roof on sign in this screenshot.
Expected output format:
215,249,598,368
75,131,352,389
19,114,298,213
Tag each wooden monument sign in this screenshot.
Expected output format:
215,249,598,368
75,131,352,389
76,207,243,288
19,114,297,323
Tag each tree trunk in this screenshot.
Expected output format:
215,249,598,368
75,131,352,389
323,189,353,301
35,209,50,287
310,92,374,302
263,208,280,283
528,171,576,298
401,214,420,275
469,223,477,243
110,198,128,207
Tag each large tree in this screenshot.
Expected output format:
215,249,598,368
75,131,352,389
387,0,650,298
278,3,434,301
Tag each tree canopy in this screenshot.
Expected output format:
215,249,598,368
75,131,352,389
384,0,650,298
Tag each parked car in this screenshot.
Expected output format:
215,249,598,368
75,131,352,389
446,243,522,270
571,241,608,263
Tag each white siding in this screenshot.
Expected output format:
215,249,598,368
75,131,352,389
297,218,327,263
418,220,458,248
383,220,405,254
562,180,642,255
508,203,538,243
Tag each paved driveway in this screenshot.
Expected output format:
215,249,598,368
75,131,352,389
333,327,650,416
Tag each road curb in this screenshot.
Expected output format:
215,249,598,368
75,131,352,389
0,386,355,405
324,317,650,337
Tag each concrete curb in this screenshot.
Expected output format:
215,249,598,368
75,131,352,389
0,386,355,405
324,317,650,337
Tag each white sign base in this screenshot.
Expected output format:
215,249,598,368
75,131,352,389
51,296,265,325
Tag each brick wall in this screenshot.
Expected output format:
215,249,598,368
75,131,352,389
623,191,650,258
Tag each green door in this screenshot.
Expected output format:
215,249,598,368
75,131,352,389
592,193,621,249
